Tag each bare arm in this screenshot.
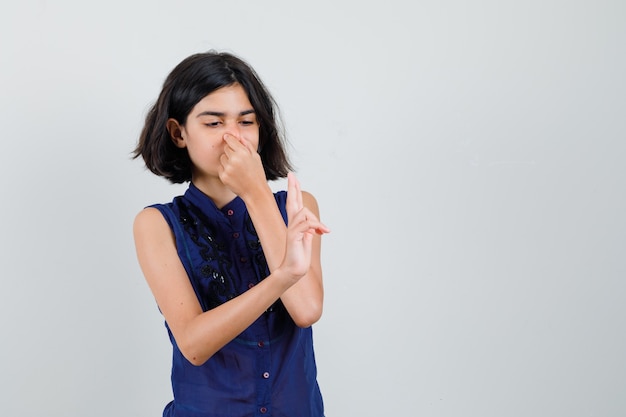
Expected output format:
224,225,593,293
243,188,324,327
219,135,326,327
133,174,328,365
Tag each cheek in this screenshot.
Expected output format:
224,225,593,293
250,131,261,150
188,138,223,159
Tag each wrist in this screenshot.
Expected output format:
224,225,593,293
240,181,274,208
269,266,298,292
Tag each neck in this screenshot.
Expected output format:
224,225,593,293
191,175,237,209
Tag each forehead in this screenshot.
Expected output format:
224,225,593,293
193,83,253,112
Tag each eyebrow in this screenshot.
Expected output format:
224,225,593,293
196,109,256,118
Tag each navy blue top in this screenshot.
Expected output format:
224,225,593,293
150,183,324,417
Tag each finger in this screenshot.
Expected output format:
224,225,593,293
291,220,330,238
223,134,251,153
287,172,303,210
222,137,245,159
237,136,253,152
290,208,330,235
222,145,233,159
222,135,238,153
219,153,230,171
286,172,298,221
306,219,330,235
294,173,303,211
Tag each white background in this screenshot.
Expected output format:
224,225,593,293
1,1,625,416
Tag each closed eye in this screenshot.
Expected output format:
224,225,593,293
204,121,222,127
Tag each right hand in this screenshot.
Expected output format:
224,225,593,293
280,173,330,281
218,134,267,199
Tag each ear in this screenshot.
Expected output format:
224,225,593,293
166,118,186,148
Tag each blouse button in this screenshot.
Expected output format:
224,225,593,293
240,256,247,263
262,372,270,379
248,282,255,289
260,407,268,414
257,341,265,348
232,232,240,239
227,209,234,216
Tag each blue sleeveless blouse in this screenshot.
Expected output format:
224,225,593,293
150,183,324,417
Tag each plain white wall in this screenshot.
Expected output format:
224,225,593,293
1,1,625,416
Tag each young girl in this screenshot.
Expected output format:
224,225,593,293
132,51,329,417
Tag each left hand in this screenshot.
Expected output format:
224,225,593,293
218,133,267,198
280,172,330,281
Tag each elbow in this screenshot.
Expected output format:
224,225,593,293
292,304,323,328
186,354,209,367
181,348,209,366
178,341,214,366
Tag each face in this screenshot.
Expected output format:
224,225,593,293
169,83,259,180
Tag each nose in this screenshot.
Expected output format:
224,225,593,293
224,120,241,138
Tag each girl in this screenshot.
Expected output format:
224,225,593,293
132,51,329,417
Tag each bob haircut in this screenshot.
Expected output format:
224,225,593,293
134,51,292,184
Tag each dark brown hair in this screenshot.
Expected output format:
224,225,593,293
133,51,292,183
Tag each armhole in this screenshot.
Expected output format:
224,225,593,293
149,204,210,312
274,191,288,225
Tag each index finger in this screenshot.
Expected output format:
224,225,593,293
223,134,252,153
286,172,303,220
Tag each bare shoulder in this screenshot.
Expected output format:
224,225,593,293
134,206,164,224
301,190,320,214
133,207,172,244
